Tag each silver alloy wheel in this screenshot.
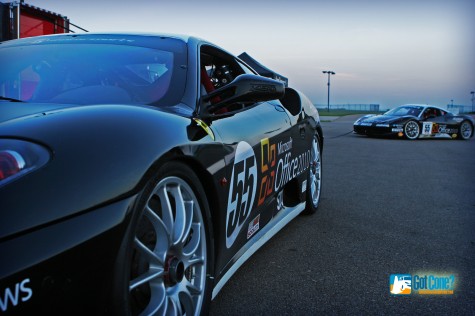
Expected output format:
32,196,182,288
130,176,207,316
309,137,322,207
460,121,472,140
404,121,420,140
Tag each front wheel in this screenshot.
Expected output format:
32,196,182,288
458,120,473,140
116,162,213,316
404,120,420,140
303,133,322,215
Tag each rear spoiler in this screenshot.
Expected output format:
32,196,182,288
238,52,288,87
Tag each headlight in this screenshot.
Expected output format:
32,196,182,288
0,139,50,186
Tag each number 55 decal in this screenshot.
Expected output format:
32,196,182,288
226,141,257,248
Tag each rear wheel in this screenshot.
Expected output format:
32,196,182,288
458,120,473,140
303,133,322,215
404,120,420,140
117,162,213,316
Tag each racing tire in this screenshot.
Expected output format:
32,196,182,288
302,133,322,215
457,120,473,140
403,120,420,140
113,162,214,316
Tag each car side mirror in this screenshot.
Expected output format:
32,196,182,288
201,74,285,116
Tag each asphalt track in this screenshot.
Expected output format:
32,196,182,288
210,114,475,315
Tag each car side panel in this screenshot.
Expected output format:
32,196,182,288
421,115,461,137
209,102,293,276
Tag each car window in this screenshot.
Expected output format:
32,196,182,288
200,45,245,90
199,45,250,113
0,40,186,106
386,106,422,116
237,59,257,75
423,108,441,119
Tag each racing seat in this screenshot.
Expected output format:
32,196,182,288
200,66,226,114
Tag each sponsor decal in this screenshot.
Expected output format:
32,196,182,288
251,84,276,93
276,190,284,211
258,138,276,206
274,148,311,192
390,273,455,295
360,122,372,126
302,179,307,193
277,137,293,155
258,137,310,206
247,214,260,239
31,37,135,44
392,128,403,133
226,141,257,248
438,125,448,133
422,123,458,136
437,125,457,134
0,278,33,312
422,122,440,135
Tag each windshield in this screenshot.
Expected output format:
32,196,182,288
385,106,423,117
0,40,187,106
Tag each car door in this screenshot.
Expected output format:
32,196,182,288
421,107,445,136
439,111,465,135
421,107,458,136
198,44,294,269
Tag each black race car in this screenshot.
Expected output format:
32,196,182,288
353,104,474,140
0,33,323,315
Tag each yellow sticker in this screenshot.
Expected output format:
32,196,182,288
193,118,215,141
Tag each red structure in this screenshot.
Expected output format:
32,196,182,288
0,1,69,41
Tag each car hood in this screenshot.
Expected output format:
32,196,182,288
0,101,194,125
358,114,409,124
0,102,75,124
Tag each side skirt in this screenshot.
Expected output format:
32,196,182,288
211,201,306,299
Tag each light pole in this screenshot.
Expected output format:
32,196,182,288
322,70,335,112
471,91,474,113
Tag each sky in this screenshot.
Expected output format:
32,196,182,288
14,0,475,109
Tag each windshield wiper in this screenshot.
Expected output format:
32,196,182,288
0,96,25,102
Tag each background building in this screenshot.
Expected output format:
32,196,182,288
0,1,69,41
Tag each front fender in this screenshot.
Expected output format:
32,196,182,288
0,104,215,239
